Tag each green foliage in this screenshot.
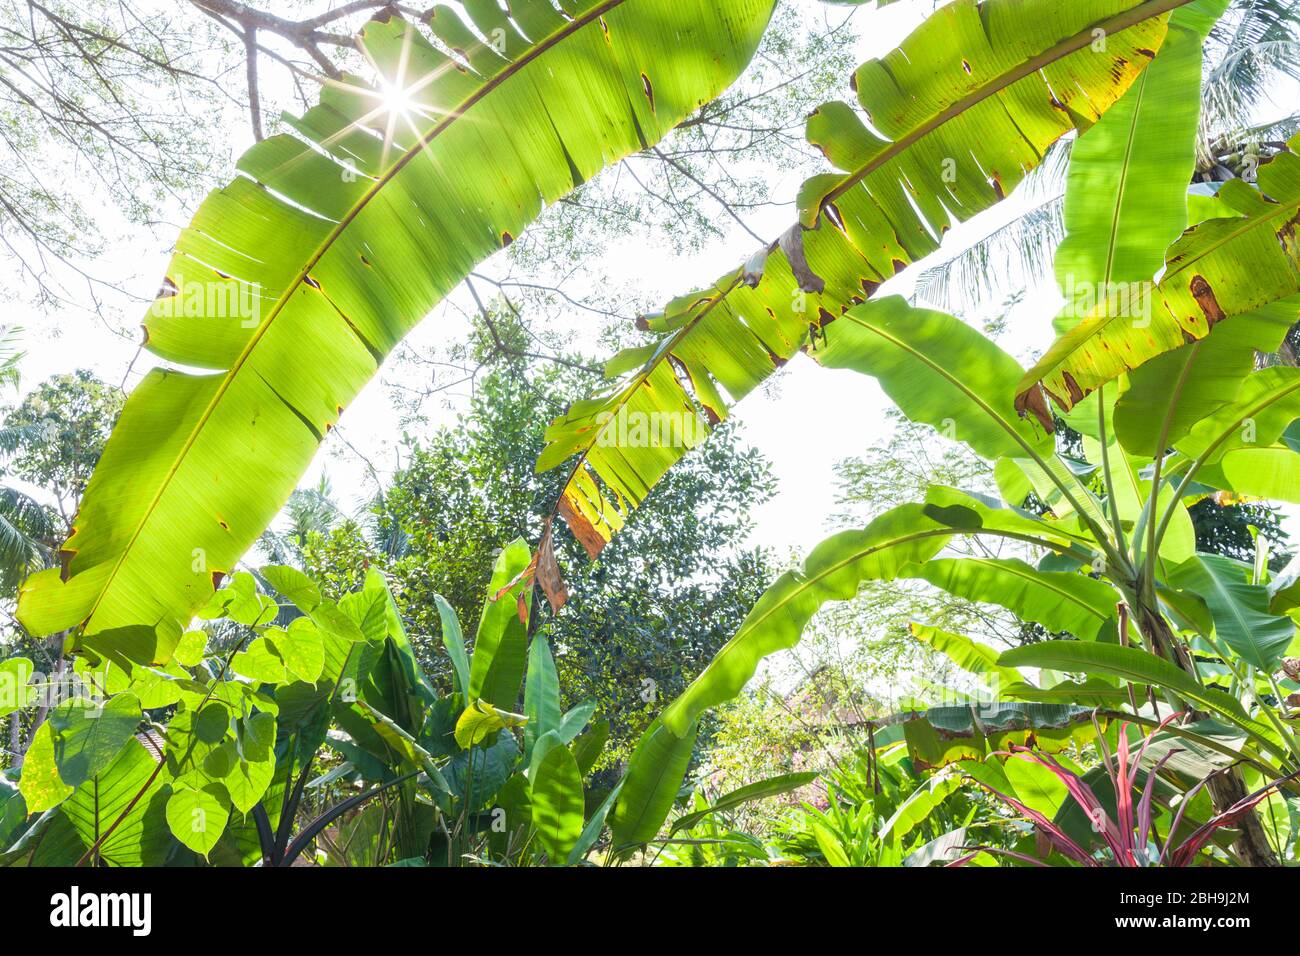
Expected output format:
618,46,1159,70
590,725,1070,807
303,354,775,762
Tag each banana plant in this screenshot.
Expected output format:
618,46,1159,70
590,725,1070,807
538,0,1214,570
16,1,779,656
558,0,1300,865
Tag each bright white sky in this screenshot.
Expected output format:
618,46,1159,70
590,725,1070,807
8,0,1298,569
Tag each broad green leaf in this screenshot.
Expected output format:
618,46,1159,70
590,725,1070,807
555,701,597,745
454,698,528,750
523,634,560,761
468,539,533,711
661,504,953,735
1114,298,1300,456
172,631,208,667
997,641,1269,741
204,738,275,815
1169,555,1295,670
231,636,289,685
0,657,36,718
810,818,850,868
908,557,1118,640
669,772,818,835
434,593,470,699
1204,446,1300,504
541,0,1177,560
166,784,231,859
61,737,172,866
48,693,142,789
271,618,325,683
445,732,519,813
568,781,621,865
16,1,778,643
1019,0,1228,412
877,772,963,845
1175,366,1300,465
530,745,584,864
259,565,321,612
18,722,73,813
1051,1,1227,330
1022,131,1300,413
571,717,610,777
610,718,698,849
900,703,1098,770
1003,754,1071,819
812,297,1053,461
909,623,1023,691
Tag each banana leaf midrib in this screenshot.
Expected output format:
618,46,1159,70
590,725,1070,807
76,1,631,627
1100,70,1152,286
658,526,952,728
817,0,1195,214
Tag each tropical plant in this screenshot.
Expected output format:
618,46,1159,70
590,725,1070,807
569,0,1300,866
16,0,780,653
961,716,1300,867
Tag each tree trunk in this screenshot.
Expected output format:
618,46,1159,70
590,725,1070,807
1136,604,1280,867
8,713,22,770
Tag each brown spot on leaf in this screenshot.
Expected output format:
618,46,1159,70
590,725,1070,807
989,174,1005,200
304,275,322,290
211,570,226,591
1061,371,1087,405
1015,386,1056,433
158,277,178,299
1189,275,1226,327
817,307,837,329
640,73,655,113
962,59,972,75
1136,48,1157,58
501,231,513,247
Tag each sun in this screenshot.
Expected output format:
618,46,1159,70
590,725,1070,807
378,78,416,119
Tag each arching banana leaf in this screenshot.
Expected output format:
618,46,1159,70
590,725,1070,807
17,1,777,647
1019,131,1300,416
539,0,1190,561
1050,0,1227,332
905,557,1120,642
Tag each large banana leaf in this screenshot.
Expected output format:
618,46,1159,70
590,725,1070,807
1050,0,1227,332
905,557,1119,642
810,297,1054,462
1169,555,1295,671
539,0,1187,560
909,622,1023,691
609,717,697,849
1020,130,1300,414
17,1,777,645
1175,366,1300,465
998,641,1288,757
